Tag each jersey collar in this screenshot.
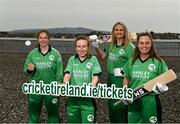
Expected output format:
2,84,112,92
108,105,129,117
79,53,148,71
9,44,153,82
38,45,52,56
75,54,92,63
115,42,124,48
139,56,151,63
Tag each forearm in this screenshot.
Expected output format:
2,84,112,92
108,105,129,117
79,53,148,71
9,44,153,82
95,47,106,60
63,74,71,84
123,77,130,87
91,76,99,87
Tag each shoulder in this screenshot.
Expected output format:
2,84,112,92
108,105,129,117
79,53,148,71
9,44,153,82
69,55,75,61
89,55,98,61
127,42,135,49
28,47,38,56
51,47,61,54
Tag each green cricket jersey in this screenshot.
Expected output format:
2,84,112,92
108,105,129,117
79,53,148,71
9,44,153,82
124,57,168,90
64,54,102,86
24,46,63,84
104,42,135,75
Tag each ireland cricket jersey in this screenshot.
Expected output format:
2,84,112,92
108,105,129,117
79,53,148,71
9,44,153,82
124,57,168,123
64,54,102,86
24,45,63,123
124,57,168,90
24,46,63,83
104,42,135,74
65,54,101,123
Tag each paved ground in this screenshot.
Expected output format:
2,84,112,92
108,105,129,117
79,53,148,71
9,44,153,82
0,53,179,123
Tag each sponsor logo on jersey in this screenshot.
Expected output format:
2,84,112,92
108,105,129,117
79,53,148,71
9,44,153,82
148,64,156,71
52,98,58,104
87,114,94,122
119,49,125,55
68,113,74,116
86,62,93,69
149,116,157,123
49,55,55,61
34,57,40,60
73,63,79,66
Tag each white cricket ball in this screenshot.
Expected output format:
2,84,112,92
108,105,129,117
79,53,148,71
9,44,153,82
25,40,31,46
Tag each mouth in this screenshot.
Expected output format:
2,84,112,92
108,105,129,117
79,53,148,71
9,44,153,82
140,47,150,53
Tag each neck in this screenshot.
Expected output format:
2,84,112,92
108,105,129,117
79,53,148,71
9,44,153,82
79,55,87,61
116,38,123,46
40,45,49,54
140,53,150,61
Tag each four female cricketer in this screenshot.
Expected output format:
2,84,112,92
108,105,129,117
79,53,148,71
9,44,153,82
63,36,102,123
23,30,63,123
90,21,135,123
123,32,168,123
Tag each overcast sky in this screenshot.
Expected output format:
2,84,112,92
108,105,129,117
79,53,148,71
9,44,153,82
0,0,179,33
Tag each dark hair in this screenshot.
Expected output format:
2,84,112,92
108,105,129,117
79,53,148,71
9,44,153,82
36,29,50,39
132,32,162,64
74,35,90,47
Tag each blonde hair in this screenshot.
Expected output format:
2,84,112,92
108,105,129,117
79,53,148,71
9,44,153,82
110,22,129,51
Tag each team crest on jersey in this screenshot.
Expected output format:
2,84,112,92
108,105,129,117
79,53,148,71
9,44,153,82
52,98,58,104
119,49,125,55
49,55,55,61
149,116,157,123
86,62,93,69
87,114,94,122
148,64,156,71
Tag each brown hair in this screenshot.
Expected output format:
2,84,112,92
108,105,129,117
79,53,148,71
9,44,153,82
132,32,162,64
36,29,50,39
74,35,90,47
110,21,129,51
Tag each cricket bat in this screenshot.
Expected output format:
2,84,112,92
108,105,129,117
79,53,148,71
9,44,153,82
114,69,177,106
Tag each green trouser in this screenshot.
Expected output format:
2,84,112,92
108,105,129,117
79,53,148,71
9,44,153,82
107,74,128,123
128,95,162,123
67,97,96,123
28,94,60,123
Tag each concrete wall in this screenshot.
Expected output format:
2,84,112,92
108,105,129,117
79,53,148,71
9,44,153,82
0,38,180,56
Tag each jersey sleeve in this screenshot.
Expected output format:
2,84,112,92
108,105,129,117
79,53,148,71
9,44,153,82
64,56,73,74
23,52,34,76
123,59,132,79
92,56,102,76
103,43,111,56
158,59,168,75
55,51,63,83
127,43,135,58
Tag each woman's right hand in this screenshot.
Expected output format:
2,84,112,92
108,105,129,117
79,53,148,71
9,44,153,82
28,63,35,71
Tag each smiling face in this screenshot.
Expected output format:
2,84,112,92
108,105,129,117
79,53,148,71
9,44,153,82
38,32,49,48
113,24,125,40
137,36,152,55
76,39,89,58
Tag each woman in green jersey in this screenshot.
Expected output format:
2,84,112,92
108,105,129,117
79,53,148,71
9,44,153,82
123,32,168,123
24,30,63,123
63,36,102,123
90,22,135,123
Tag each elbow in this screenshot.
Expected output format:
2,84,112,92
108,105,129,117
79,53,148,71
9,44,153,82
99,54,106,61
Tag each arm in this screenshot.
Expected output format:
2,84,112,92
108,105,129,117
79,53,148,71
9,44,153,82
24,52,35,76
63,73,71,84
91,56,102,86
63,56,73,84
56,52,63,83
123,77,130,87
91,76,99,87
95,47,106,61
